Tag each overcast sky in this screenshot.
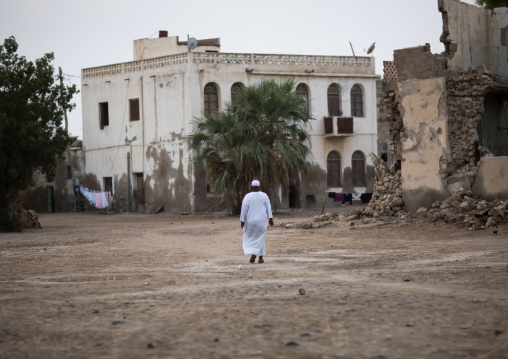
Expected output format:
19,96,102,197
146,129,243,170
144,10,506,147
1,0,479,140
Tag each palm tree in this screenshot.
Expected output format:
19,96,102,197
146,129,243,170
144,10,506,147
187,79,313,214
475,0,508,9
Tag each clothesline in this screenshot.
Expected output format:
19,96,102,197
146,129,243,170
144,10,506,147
327,191,372,205
75,185,112,209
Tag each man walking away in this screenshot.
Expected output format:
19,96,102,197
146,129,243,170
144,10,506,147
240,180,274,264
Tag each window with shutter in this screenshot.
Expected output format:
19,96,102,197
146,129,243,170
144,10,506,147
204,83,219,115
231,82,244,102
327,84,341,116
351,85,364,117
327,151,341,187
129,99,140,122
296,83,310,116
352,151,366,187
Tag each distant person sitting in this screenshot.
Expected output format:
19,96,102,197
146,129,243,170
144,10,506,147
240,180,274,264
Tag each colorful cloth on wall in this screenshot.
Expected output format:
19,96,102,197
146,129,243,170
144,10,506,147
327,192,374,205
334,193,345,202
76,185,111,209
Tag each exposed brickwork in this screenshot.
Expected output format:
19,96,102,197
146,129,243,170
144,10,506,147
443,67,500,181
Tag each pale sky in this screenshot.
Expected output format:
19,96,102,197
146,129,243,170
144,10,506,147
0,0,479,140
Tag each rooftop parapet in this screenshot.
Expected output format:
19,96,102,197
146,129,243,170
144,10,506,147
82,52,375,79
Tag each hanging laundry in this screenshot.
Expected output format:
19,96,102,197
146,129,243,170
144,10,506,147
101,192,109,208
361,193,373,204
352,193,361,201
334,193,345,202
342,193,352,205
328,192,335,199
78,185,111,209
96,192,103,209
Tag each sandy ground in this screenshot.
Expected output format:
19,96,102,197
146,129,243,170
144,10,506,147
0,206,507,359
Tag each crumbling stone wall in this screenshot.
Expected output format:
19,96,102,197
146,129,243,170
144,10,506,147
363,154,403,218
441,66,500,191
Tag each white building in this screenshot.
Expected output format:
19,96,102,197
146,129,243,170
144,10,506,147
81,32,379,213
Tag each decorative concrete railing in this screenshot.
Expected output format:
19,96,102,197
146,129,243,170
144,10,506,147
82,52,373,78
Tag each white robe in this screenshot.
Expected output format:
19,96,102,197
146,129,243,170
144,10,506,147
240,191,273,256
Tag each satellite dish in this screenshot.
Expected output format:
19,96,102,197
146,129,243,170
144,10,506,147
367,42,376,55
188,37,198,51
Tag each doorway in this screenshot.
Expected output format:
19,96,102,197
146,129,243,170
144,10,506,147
46,186,55,213
135,173,145,210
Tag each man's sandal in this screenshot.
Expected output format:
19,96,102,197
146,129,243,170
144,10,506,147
258,256,264,264
249,255,256,263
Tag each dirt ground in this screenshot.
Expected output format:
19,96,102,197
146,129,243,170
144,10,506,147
0,206,507,359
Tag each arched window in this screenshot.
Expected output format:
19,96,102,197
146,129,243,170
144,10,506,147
327,151,341,187
204,83,219,115
352,151,366,187
230,82,244,102
296,83,309,116
327,84,341,116
351,84,364,117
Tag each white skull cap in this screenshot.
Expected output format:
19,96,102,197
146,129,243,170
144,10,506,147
251,180,260,187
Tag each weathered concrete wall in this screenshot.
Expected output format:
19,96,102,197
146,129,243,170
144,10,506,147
472,156,508,201
20,146,85,213
399,77,451,211
394,44,447,82
439,0,508,80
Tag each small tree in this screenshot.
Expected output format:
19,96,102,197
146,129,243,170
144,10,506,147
187,79,312,214
0,36,78,231
475,0,508,9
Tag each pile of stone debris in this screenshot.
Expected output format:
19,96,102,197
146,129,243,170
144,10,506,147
12,194,42,228
18,209,42,228
414,192,507,230
361,153,404,218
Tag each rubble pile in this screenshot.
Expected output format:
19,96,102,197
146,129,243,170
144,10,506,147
12,195,41,228
279,216,335,229
18,209,42,228
361,154,404,218
415,192,507,230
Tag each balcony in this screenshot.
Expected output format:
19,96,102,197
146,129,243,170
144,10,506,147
324,116,354,137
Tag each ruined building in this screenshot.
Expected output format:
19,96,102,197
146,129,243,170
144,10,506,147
366,0,508,225
75,32,380,213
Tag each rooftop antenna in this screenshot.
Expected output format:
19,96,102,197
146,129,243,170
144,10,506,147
349,41,356,57
188,37,198,51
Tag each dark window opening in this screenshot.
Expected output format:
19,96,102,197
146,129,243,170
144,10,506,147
204,83,219,115
351,85,364,117
67,165,72,180
352,151,366,187
480,93,508,156
327,151,341,187
327,84,342,116
135,173,145,207
104,177,113,194
99,102,109,129
129,99,140,122
296,83,310,116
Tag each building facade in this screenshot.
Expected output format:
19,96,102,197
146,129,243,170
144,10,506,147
80,33,379,213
